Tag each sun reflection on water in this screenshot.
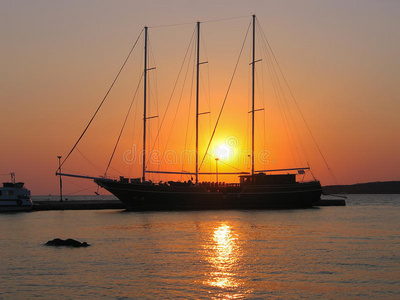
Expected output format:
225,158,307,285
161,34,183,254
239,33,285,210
204,223,243,295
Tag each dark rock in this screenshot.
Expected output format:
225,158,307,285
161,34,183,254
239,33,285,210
45,238,90,247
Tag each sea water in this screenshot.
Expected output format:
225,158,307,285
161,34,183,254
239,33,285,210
0,195,399,299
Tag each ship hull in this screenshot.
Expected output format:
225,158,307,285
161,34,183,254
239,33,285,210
95,179,321,211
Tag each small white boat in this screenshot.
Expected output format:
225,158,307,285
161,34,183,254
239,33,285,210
0,173,33,212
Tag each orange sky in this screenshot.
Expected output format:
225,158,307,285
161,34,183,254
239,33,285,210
1,1,400,195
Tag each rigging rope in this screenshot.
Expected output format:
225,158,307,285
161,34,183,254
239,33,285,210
58,28,144,170
149,15,249,29
257,20,338,184
60,175,98,195
160,42,195,164
199,19,252,171
147,27,197,165
104,75,143,176
76,148,103,174
205,153,247,173
182,48,197,176
258,24,308,168
202,15,250,24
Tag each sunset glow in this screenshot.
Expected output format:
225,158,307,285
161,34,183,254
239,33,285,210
1,1,399,195
2,3,400,300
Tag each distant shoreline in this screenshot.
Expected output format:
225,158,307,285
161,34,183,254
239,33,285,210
323,181,400,194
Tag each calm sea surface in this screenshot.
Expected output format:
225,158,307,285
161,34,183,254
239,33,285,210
1,195,399,299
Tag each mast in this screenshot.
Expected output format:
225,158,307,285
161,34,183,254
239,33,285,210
195,21,200,185
57,156,63,202
143,26,148,182
251,14,256,176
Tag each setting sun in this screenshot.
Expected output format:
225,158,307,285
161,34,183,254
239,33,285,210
215,144,232,160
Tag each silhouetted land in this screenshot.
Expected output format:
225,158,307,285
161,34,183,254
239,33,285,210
323,181,400,194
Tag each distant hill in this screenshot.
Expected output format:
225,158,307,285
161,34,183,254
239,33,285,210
323,181,400,194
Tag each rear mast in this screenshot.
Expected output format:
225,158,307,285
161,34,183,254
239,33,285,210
251,14,256,176
195,21,200,186
142,26,148,182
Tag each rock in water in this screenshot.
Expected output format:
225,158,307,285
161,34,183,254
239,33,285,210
45,238,90,247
